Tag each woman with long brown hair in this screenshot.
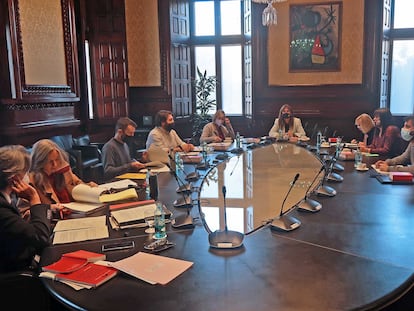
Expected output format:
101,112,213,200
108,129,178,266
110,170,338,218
268,104,306,141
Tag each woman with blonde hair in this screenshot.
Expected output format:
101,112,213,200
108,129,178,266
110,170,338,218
29,139,97,205
200,110,235,143
353,113,375,145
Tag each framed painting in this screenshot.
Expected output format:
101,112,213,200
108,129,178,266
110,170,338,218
289,2,342,72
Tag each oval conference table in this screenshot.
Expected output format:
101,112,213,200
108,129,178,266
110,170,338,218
40,142,414,311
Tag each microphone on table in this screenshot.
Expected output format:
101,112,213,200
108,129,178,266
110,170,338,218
296,165,324,213
176,146,200,182
167,155,195,229
208,185,244,249
270,173,301,232
314,159,337,197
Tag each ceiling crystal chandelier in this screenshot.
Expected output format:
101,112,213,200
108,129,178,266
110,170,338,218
252,0,287,27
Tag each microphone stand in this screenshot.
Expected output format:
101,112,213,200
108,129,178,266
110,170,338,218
270,173,301,232
314,159,337,197
181,150,200,181
208,186,244,249
296,166,324,213
326,144,344,183
167,155,195,229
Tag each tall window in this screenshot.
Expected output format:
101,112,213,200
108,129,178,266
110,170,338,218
191,0,246,115
388,0,414,115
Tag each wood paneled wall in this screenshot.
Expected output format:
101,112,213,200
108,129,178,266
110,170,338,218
0,0,387,146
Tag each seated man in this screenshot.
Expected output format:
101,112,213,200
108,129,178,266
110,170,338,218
374,116,414,173
146,110,194,156
102,117,145,181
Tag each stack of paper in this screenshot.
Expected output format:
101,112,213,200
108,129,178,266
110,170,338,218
52,215,109,244
71,179,139,204
110,252,193,285
40,250,116,290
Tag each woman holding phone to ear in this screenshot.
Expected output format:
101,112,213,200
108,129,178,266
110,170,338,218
0,145,51,272
268,104,306,142
29,139,97,205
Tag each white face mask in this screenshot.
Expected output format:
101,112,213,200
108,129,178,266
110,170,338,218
22,173,30,184
401,128,413,142
215,119,223,126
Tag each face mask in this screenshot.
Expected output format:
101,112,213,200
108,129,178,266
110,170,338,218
401,128,413,141
22,173,30,184
215,119,223,126
123,135,135,145
165,123,175,132
282,113,291,119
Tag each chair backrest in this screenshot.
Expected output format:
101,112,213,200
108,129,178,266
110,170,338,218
73,134,91,146
50,134,74,151
0,270,51,309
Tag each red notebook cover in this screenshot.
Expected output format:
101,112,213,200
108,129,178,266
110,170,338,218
63,250,106,262
42,256,88,274
390,172,413,182
56,263,118,288
42,250,106,273
109,199,155,211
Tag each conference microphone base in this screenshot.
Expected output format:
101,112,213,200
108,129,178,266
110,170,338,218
208,230,244,249
270,215,301,232
296,197,322,213
333,162,344,172
185,171,200,181
327,172,344,182
196,162,210,170
316,185,337,197
176,183,191,194
173,196,193,208
171,213,194,229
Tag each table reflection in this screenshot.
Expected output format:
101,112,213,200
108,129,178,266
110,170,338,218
198,143,323,234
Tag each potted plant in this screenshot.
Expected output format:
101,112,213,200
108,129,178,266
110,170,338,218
191,67,218,144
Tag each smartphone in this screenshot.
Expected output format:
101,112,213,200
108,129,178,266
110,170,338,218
101,240,135,252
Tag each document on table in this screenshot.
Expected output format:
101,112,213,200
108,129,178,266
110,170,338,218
53,215,108,244
110,252,194,285
72,179,138,204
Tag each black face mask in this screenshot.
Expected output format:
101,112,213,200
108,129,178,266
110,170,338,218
165,123,175,132
282,113,291,119
122,135,135,145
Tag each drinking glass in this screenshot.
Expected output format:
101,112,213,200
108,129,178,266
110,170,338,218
144,209,155,234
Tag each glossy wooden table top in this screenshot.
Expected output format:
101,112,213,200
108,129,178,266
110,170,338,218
40,142,414,311
198,143,323,233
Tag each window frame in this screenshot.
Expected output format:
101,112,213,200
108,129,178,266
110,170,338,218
189,0,248,117
386,0,414,115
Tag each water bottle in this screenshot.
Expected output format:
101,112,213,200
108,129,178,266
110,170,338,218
236,132,241,149
316,131,322,153
154,202,166,239
175,151,183,174
202,141,208,163
354,148,362,168
145,168,151,200
278,128,283,140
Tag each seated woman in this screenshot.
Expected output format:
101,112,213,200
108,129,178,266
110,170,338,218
200,110,235,144
352,113,375,145
375,116,414,173
268,104,306,142
0,145,51,272
29,139,97,205
358,108,405,158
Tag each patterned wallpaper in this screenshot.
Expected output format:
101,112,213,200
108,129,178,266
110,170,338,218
19,0,67,85
125,0,161,87
268,0,364,85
